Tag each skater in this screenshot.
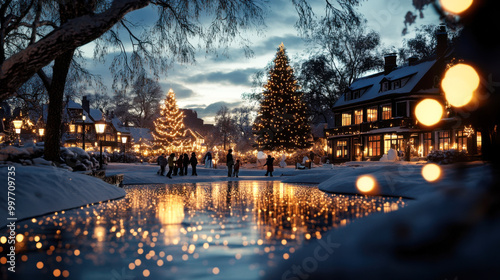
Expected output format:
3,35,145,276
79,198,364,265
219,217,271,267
226,149,234,177
264,155,274,177
233,159,240,178
166,153,175,178
157,153,167,176
190,152,198,176
183,153,189,175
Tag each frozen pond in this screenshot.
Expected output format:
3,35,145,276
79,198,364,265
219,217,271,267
1,181,406,280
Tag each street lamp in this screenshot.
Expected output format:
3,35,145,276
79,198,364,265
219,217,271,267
121,135,128,163
95,120,107,169
81,115,86,150
12,118,23,145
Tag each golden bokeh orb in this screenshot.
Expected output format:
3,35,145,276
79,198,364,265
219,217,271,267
415,99,443,126
422,163,442,182
440,0,473,14
356,175,376,193
441,63,479,107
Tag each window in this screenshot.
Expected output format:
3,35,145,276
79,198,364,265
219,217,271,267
383,134,404,154
477,132,482,154
423,132,433,156
381,105,392,120
457,130,468,152
336,140,348,158
396,102,407,117
393,80,401,89
344,92,352,101
438,131,451,150
382,82,389,92
353,90,360,99
342,113,352,126
368,135,381,157
367,107,378,122
354,109,363,124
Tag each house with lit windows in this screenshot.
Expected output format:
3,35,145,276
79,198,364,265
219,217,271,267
326,26,482,163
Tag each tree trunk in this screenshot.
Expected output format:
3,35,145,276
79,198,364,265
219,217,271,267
43,49,75,162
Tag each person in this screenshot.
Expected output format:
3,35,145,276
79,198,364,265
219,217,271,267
166,153,175,178
233,159,240,178
264,155,274,177
203,151,212,168
158,153,167,176
177,154,184,176
190,152,198,176
226,149,234,177
183,153,189,175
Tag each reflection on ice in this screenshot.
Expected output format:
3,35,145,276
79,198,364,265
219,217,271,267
1,181,406,279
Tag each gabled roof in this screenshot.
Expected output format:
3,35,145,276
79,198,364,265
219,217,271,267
333,59,437,108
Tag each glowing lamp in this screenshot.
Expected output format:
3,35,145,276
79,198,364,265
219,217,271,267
121,136,128,144
440,0,473,14
38,128,45,137
13,119,23,131
415,99,443,126
422,163,442,182
356,175,376,193
441,63,479,107
94,120,107,134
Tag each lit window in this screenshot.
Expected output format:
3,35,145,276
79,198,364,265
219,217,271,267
477,132,482,153
381,105,392,120
342,113,351,126
368,136,381,156
367,107,378,122
438,131,451,150
336,140,348,158
354,110,363,124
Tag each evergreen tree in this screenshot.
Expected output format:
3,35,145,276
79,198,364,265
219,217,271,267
152,89,191,153
253,43,312,151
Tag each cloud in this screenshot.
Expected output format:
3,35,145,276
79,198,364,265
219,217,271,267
187,101,243,120
159,82,197,99
186,68,260,86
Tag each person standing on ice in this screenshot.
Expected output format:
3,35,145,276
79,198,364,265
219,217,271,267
233,159,240,178
226,149,234,177
190,152,198,176
264,155,275,177
177,154,184,176
203,151,212,168
166,153,175,179
157,153,167,176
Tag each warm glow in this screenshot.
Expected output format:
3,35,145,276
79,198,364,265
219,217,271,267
441,63,479,107
440,0,473,14
38,128,45,136
12,119,23,129
356,175,376,193
415,99,443,126
94,121,107,134
422,163,442,182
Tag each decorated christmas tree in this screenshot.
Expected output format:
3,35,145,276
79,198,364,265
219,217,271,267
152,89,191,153
253,43,312,151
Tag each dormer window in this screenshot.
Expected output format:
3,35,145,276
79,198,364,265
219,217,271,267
393,80,401,89
382,82,389,92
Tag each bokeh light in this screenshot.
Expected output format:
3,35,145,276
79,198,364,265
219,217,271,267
415,99,443,126
422,164,442,182
356,175,376,193
440,0,473,14
442,63,479,107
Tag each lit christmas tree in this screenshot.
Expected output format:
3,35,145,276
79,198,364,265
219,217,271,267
152,89,191,153
253,43,312,151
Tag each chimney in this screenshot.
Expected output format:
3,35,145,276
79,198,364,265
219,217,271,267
408,56,418,66
82,96,90,114
384,53,397,75
436,24,448,56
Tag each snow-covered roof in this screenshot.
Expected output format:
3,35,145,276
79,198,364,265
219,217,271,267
67,100,82,110
129,127,152,143
333,60,437,108
88,108,103,122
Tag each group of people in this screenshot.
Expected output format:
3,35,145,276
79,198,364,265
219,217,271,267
157,152,198,178
225,149,241,178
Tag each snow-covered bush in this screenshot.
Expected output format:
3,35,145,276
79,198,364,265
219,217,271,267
427,149,467,164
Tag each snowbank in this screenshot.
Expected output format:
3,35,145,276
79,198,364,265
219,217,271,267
318,162,491,199
265,166,499,279
0,164,125,228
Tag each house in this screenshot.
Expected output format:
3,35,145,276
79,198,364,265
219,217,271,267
326,25,482,163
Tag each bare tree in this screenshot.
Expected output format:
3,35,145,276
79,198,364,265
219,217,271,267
215,105,236,150
130,72,162,128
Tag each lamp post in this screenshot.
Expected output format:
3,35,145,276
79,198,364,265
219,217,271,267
82,115,86,150
121,135,128,162
12,118,23,145
95,120,107,169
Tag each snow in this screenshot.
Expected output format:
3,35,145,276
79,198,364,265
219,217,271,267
0,164,125,228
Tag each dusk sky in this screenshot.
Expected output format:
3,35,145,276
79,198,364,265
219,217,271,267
82,0,440,124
